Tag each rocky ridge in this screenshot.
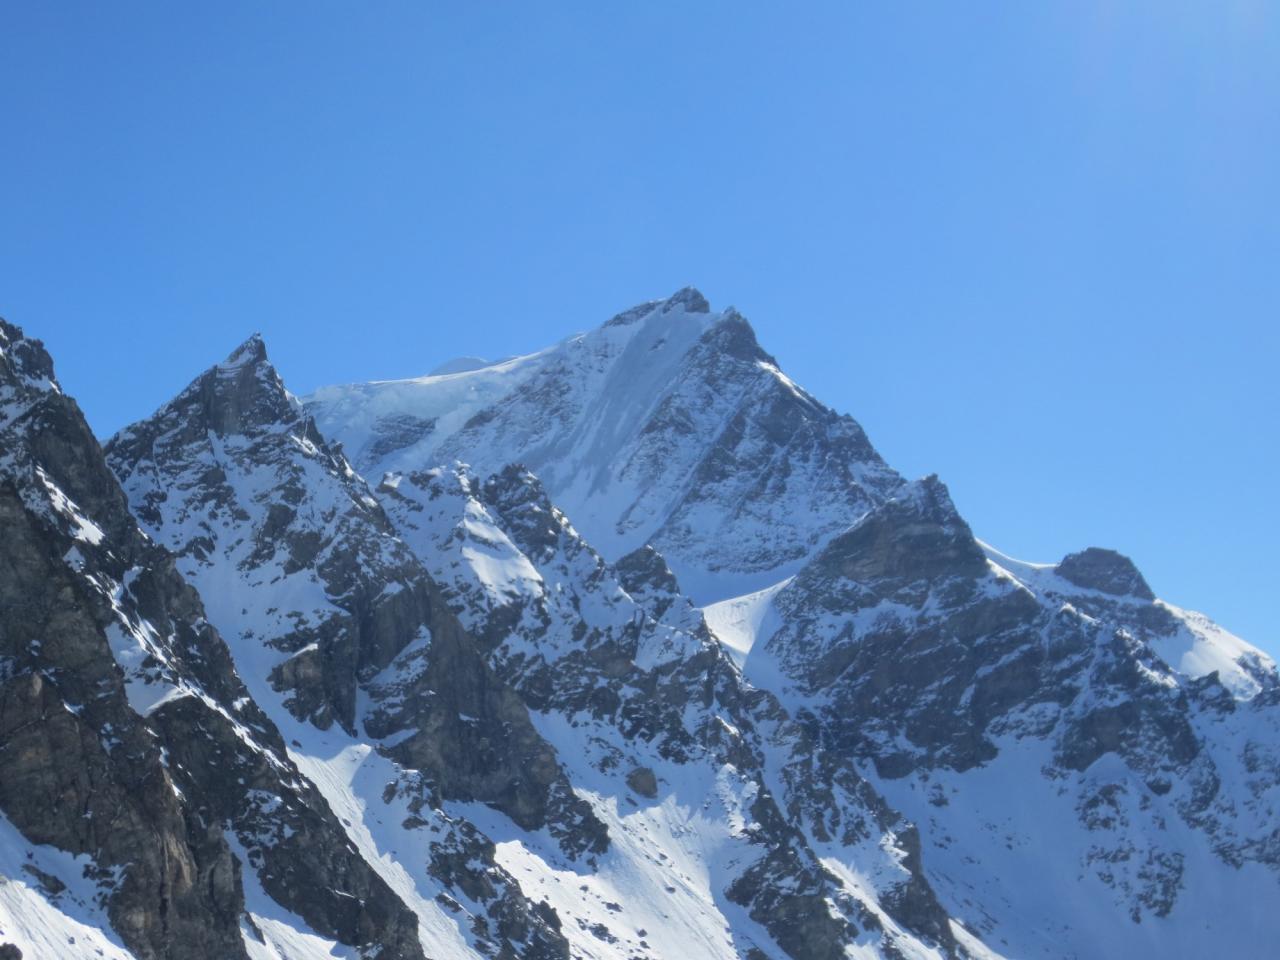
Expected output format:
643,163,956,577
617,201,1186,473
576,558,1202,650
733,476,1280,956
105,335,598,958
0,321,425,960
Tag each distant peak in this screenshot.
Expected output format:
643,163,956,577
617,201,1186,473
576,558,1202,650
1055,547,1154,600
220,333,268,370
0,318,58,393
150,332,294,438
662,286,711,314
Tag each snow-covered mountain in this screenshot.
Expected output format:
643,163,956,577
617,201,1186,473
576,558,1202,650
105,334,600,959
307,288,903,603
713,477,1280,956
308,288,1280,957
0,322,428,960
373,461,979,959
103,334,989,959
1,288,1276,959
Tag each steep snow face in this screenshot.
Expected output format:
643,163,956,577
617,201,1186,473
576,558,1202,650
307,349,553,476
744,476,1280,959
376,462,987,960
307,288,904,603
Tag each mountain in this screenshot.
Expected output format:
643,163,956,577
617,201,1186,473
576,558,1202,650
721,476,1280,956
2,286,1277,959
105,334,595,959
0,322,428,960
310,289,1280,958
105,334,990,959
373,461,977,958
306,287,904,603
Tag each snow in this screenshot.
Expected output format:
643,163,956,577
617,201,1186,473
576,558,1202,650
281,740,476,959
427,355,516,377
35,466,105,545
871,733,1280,959
700,577,789,667
453,708,789,960
307,291,902,607
1151,600,1273,697
0,811,135,960
306,347,552,476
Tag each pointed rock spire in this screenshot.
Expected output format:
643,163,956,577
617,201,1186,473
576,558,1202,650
187,334,295,436
218,331,268,370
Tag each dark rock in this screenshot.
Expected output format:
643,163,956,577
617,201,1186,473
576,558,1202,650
662,285,711,314
1056,547,1155,600
626,766,659,798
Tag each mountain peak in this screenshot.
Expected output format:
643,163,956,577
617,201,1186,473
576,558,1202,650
662,285,711,314
219,332,268,370
0,318,58,394
138,333,295,439
1055,546,1155,600
601,286,710,329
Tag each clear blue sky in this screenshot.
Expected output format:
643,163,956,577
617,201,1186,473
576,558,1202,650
2,3,1276,653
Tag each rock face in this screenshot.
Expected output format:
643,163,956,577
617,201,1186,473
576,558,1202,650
6,287,1280,960
0,321,424,960
1055,547,1156,600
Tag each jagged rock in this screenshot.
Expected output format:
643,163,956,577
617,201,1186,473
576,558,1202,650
379,461,962,958
0,321,426,960
752,474,1280,956
1056,546,1156,600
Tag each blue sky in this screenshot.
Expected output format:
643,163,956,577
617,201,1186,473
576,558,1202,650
2,3,1277,653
